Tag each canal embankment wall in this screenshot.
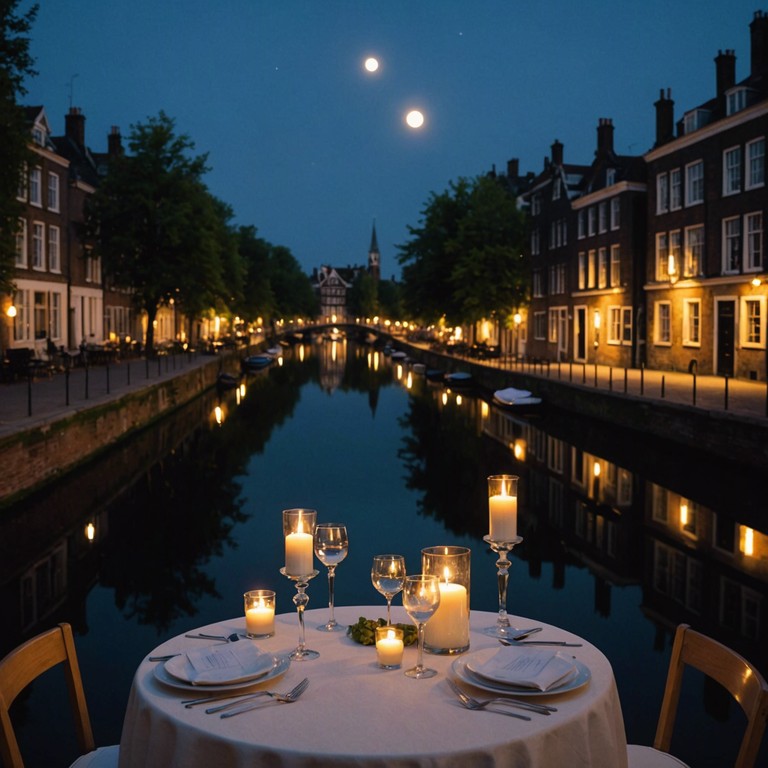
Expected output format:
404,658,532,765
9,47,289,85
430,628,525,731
0,352,242,505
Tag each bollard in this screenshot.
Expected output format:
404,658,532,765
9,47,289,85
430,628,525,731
609,367,613,391
692,373,697,406
661,375,666,398
569,362,573,382
594,364,598,387
640,364,645,395
582,363,586,384
624,368,628,393
724,375,729,411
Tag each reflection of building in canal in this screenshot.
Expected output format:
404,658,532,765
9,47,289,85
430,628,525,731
317,337,346,393
481,402,766,663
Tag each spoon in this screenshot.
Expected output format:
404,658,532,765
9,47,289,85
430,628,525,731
508,627,542,641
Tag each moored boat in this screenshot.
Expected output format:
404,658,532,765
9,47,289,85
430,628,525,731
493,386,542,407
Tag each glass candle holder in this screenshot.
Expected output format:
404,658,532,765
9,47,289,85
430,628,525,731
421,545,471,654
282,508,317,576
244,589,275,638
488,475,519,542
375,625,404,668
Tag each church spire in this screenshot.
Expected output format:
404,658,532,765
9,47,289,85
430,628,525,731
368,219,380,281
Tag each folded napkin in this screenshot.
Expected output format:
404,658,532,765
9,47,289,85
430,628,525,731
181,642,274,685
471,647,576,691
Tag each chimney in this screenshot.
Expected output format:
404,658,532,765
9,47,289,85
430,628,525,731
751,9,768,78
65,107,85,147
551,139,563,166
596,118,614,154
654,88,675,147
507,158,519,179
108,126,123,157
715,49,736,96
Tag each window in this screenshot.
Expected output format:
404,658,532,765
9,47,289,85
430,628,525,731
588,207,596,236
683,109,711,134
12,289,31,342
47,173,59,211
32,222,44,270
655,232,669,281
578,252,586,289
655,302,671,345
552,177,562,200
621,307,632,344
669,230,681,279
741,297,765,348
86,254,101,284
531,193,541,215
610,245,621,287
15,218,27,267
745,211,763,271
530,228,540,255
17,164,27,200
33,291,47,339
577,210,585,239
608,306,621,344
610,197,620,230
587,250,596,288
685,160,704,206
598,202,607,233
549,263,566,294
50,292,62,339
670,168,682,210
656,173,668,213
605,168,616,186
48,226,60,272
532,270,544,297
547,309,559,343
598,247,607,288
683,299,701,346
722,216,741,273
746,138,765,189
533,311,547,340
727,88,748,115
723,146,741,195
684,225,704,276
29,167,41,206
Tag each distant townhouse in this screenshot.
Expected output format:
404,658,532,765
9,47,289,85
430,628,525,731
644,11,768,380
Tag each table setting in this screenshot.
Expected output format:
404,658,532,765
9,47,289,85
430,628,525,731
117,477,628,768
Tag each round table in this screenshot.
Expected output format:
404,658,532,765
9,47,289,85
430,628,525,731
118,606,628,768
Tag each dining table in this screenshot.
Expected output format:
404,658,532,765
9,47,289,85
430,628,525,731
118,605,628,768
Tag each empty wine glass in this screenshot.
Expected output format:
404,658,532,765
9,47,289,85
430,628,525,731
402,574,441,679
314,523,348,631
371,554,406,625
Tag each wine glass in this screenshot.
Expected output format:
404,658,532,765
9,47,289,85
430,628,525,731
314,523,348,631
371,554,406,625
402,574,441,679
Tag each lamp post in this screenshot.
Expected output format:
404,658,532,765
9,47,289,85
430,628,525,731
513,311,522,365
593,309,601,361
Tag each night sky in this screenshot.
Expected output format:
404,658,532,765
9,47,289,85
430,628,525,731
22,1,763,278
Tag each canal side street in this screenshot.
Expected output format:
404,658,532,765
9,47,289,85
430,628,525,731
1,333,768,501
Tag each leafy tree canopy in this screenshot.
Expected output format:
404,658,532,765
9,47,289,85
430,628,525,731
87,112,240,352
0,0,38,292
397,174,528,327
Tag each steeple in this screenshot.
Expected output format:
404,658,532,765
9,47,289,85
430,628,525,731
368,220,381,281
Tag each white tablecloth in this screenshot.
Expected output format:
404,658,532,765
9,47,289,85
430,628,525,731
119,606,628,768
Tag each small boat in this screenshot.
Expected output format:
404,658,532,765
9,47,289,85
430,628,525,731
216,372,240,390
444,371,473,387
242,355,274,372
390,351,407,360
493,387,542,407
411,363,426,375
265,346,282,357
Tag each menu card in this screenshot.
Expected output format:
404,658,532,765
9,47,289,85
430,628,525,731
183,642,273,684
471,647,576,691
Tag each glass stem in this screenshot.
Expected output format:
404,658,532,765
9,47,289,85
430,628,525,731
326,565,336,625
416,622,426,672
294,579,309,653
495,549,511,631
386,597,392,625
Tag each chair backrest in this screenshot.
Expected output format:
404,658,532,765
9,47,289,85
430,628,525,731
654,623,768,768
0,623,95,768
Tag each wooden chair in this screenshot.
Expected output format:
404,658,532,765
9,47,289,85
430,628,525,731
627,623,768,768
0,623,119,768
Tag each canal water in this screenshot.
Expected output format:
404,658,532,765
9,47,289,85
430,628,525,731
1,339,766,767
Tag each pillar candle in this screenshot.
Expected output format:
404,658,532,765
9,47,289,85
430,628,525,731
285,526,314,575
489,491,517,541
424,581,469,649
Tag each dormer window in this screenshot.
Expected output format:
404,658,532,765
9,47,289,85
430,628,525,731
683,109,711,135
552,177,562,200
31,127,44,146
605,168,616,186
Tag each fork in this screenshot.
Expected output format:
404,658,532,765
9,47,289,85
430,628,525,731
218,678,309,718
447,679,556,717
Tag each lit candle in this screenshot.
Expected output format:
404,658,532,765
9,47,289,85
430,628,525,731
246,599,275,637
489,480,517,540
285,519,314,575
375,627,404,667
424,568,469,650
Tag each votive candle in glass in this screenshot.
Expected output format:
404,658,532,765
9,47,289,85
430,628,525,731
375,625,404,668
244,589,276,637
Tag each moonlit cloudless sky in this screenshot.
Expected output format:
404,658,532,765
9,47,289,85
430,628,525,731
22,1,763,279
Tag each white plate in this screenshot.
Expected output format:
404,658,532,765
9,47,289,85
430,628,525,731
165,646,277,685
452,652,590,697
153,654,290,693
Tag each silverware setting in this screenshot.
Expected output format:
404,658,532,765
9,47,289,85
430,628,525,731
149,653,180,662
499,638,583,647
507,627,542,641
447,679,556,717
184,632,243,642
214,678,309,718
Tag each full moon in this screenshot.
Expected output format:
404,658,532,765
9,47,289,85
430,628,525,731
364,57,379,72
405,109,425,129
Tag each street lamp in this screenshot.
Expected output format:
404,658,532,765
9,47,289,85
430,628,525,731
593,309,601,348
513,312,522,364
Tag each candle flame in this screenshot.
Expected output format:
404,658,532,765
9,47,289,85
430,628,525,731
297,518,305,534
501,479,508,496
442,566,451,584
386,628,396,641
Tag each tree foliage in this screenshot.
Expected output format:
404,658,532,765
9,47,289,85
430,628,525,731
0,1,38,292
86,112,240,352
397,174,528,326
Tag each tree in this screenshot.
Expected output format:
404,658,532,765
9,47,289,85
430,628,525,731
397,175,528,329
0,1,38,293
269,245,317,320
346,270,378,318
87,112,239,352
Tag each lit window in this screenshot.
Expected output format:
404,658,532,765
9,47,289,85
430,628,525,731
684,226,704,277
745,211,763,271
655,232,669,281
655,302,671,345
683,299,700,346
722,217,741,273
741,297,764,347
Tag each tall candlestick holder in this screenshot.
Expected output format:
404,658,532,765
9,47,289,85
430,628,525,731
280,568,320,660
481,535,523,638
